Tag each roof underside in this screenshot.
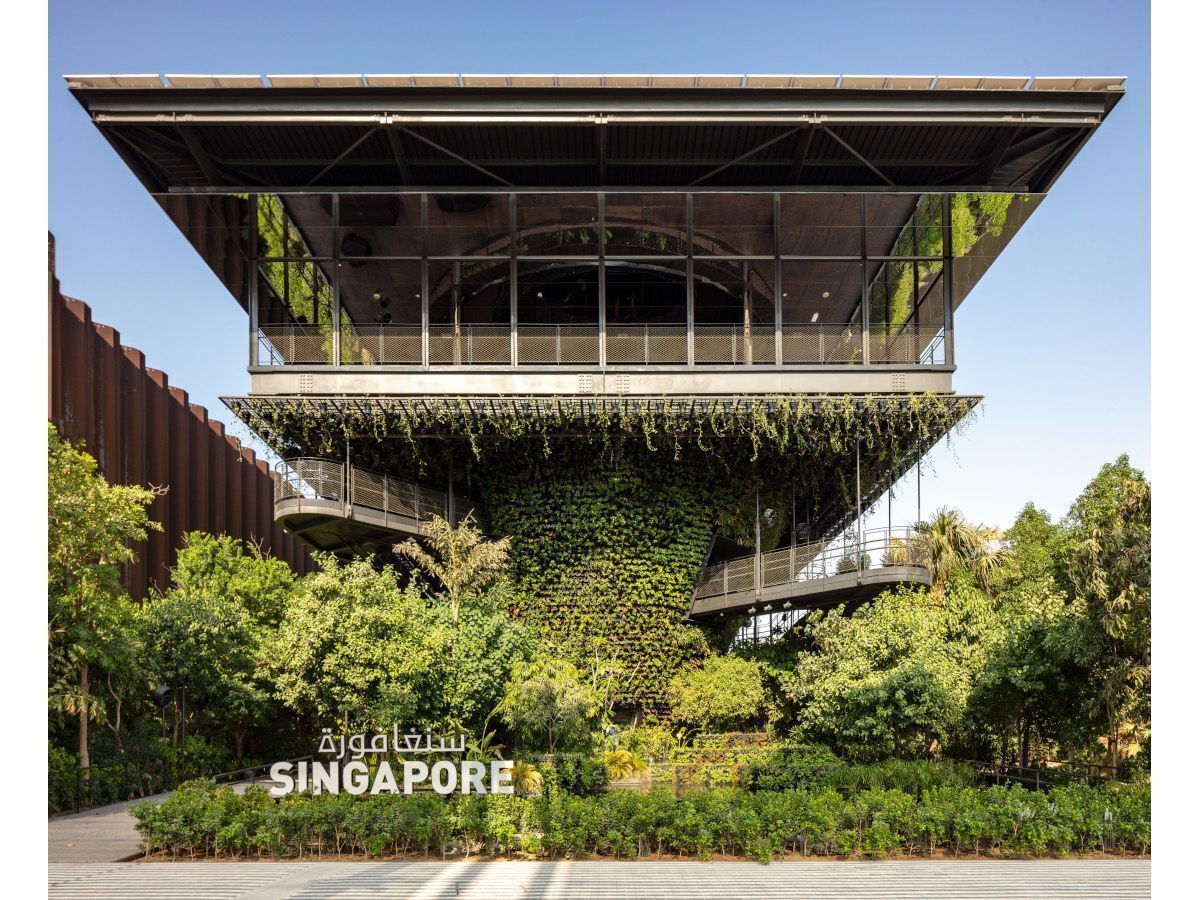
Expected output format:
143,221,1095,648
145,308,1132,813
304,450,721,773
68,75,1123,193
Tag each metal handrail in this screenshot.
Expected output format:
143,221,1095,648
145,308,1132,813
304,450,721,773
255,322,946,367
274,458,485,531
694,525,929,601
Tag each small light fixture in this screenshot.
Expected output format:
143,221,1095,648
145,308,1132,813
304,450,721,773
763,604,773,611
811,313,820,323
783,601,793,609
747,606,757,614
821,291,830,299
782,291,788,298
536,291,544,299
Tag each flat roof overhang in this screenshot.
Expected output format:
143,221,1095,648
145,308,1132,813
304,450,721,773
67,75,1123,193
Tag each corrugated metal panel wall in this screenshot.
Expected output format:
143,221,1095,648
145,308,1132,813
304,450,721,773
47,234,315,598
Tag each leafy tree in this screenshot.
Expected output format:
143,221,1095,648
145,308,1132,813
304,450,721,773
666,655,766,732
1061,457,1151,768
395,514,511,625
970,585,1079,765
440,583,533,733
498,656,600,753
270,555,453,730
166,531,296,625
913,507,1006,597
140,535,295,759
789,583,1000,760
48,424,161,770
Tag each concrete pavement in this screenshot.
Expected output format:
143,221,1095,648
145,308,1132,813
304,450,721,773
48,794,167,864
47,859,1150,899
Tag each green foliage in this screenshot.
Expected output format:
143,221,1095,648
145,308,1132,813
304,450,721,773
48,423,161,766
270,555,529,736
499,657,601,753
237,394,975,713
165,532,296,625
132,779,1149,861
536,754,611,795
394,514,511,625
667,656,766,732
742,744,843,792
789,584,1000,760
1061,457,1151,767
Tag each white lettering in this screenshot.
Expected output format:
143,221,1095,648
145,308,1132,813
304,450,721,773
402,760,428,794
343,761,369,795
431,760,457,795
268,762,294,798
491,760,514,795
371,761,398,795
462,760,487,794
312,761,339,794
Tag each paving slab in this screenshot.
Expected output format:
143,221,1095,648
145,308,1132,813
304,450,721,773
47,794,166,864
46,859,1151,899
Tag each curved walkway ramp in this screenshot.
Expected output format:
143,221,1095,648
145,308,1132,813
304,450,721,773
690,527,932,619
274,458,486,558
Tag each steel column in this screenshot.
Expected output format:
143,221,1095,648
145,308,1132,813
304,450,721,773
942,192,955,366
331,194,341,366
859,194,870,364
248,194,259,367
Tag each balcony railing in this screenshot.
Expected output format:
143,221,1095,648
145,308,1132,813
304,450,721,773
257,324,945,367
274,457,485,531
693,526,930,602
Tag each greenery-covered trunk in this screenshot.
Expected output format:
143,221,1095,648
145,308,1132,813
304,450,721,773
483,450,717,711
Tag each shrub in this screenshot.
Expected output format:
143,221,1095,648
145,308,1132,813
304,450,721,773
131,779,1149,863
742,743,842,792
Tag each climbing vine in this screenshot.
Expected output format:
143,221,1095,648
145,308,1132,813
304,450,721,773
230,393,978,710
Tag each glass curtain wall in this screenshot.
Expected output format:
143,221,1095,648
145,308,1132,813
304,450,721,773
240,191,1022,367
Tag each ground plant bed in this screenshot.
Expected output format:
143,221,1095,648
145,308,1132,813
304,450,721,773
132,780,1149,865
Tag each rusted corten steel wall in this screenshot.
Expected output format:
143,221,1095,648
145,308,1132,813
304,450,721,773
47,235,315,598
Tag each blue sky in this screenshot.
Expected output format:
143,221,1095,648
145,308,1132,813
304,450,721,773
48,0,1149,532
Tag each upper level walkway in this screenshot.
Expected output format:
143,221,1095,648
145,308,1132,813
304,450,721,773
689,526,932,619
252,324,951,398
274,458,485,557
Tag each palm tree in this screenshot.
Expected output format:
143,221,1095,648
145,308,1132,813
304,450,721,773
912,507,1006,597
394,513,511,624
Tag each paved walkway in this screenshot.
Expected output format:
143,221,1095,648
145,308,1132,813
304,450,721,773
47,859,1150,898
48,794,168,864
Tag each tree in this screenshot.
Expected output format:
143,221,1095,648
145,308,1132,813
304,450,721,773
140,534,296,759
270,555,453,731
966,504,1081,766
165,532,296,625
789,583,1000,760
912,507,1006,597
666,655,766,732
48,424,162,770
395,514,511,624
1062,457,1150,768
440,583,533,734
498,656,600,753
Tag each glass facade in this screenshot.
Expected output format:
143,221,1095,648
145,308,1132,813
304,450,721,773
157,190,1039,368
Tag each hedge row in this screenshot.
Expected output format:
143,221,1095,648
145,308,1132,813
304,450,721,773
134,780,1149,863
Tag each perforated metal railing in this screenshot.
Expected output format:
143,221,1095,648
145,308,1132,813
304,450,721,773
274,458,486,531
693,526,929,602
256,323,944,366
516,325,600,364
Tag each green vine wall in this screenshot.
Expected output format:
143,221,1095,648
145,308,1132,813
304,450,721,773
231,393,978,710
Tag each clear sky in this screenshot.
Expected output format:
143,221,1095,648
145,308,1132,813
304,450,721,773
48,0,1149,533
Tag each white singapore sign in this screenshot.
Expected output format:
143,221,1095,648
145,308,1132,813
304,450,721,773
268,727,513,798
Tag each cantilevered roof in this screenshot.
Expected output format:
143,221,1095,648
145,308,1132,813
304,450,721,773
67,73,1124,192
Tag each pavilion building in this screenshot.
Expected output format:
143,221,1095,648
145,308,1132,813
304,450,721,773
69,73,1122,701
